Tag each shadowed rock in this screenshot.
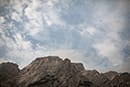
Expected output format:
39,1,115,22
17,56,96,87
0,62,20,87
80,70,109,86
104,71,118,80
102,72,130,87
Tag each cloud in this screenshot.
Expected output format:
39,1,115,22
24,0,41,20
93,39,123,66
81,26,97,36
0,0,9,7
13,33,32,50
89,0,130,72
43,10,65,26
119,58,130,72
25,19,42,36
46,0,55,7
6,47,45,68
0,30,46,68
0,16,5,23
42,0,65,26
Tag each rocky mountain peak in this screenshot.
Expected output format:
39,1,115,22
104,71,118,80
0,56,129,87
17,56,86,87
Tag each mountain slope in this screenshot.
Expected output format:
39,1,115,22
0,56,129,87
17,56,97,87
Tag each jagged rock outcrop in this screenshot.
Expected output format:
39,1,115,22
17,56,97,87
0,56,130,87
0,62,20,87
104,71,118,80
80,70,109,86
102,72,130,87
78,71,98,87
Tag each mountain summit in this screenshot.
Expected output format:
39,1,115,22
17,56,88,87
0,56,130,87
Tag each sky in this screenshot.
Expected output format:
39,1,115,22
0,0,130,72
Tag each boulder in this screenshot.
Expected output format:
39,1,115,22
0,62,20,87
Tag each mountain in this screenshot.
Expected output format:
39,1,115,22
0,56,130,87
17,56,97,87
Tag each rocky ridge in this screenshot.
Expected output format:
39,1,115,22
0,56,130,87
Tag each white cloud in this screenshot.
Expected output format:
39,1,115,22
46,1,55,7
94,0,125,32
25,0,41,20
43,9,65,26
10,0,29,21
0,31,15,48
81,26,97,36
23,0,64,36
0,16,5,23
46,0,59,7
24,0,64,26
13,33,32,50
90,0,128,72
11,12,22,22
87,27,96,35
93,39,123,66
6,48,45,68
0,32,46,68
25,19,42,36
43,15,53,26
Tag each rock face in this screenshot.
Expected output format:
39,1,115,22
104,71,118,80
102,72,130,87
0,56,130,87
17,56,96,87
0,62,20,87
81,70,109,86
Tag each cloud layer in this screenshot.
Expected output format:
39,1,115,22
0,0,130,72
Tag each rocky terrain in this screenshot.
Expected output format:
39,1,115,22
0,62,20,87
0,56,130,87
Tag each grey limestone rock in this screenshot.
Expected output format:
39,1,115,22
0,56,130,87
